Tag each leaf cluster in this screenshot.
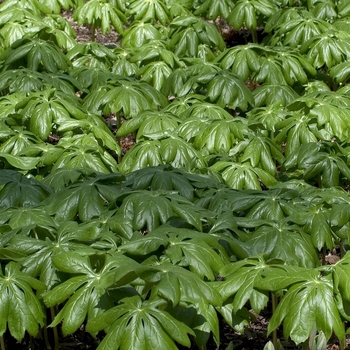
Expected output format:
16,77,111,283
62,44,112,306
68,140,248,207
1,0,350,348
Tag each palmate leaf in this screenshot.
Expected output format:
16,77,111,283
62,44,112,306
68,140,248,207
266,272,344,345
56,114,120,153
274,112,318,157
227,0,277,30
128,0,170,25
0,170,52,208
0,20,45,49
41,168,93,191
111,52,138,76
216,256,270,314
293,89,350,108
36,0,75,14
7,221,100,288
67,42,117,69
309,101,350,142
119,136,206,174
0,38,71,73
0,0,40,17
73,0,127,35
247,103,287,132
117,111,180,140
69,66,112,91
238,132,285,176
288,204,334,251
179,101,234,121
124,165,196,200
283,142,350,188
38,24,77,51
86,295,194,350
117,190,205,232
42,172,125,222
130,40,183,68
214,44,261,81
0,205,56,230
244,221,319,267
70,54,110,70
83,78,168,118
205,70,254,111
0,92,27,117
121,21,166,48
14,87,86,141
137,61,173,91
0,69,83,95
44,252,141,335
141,257,222,341
309,0,337,20
121,226,228,281
178,118,250,154
51,134,119,173
231,187,301,220
169,15,225,57
267,11,332,47
0,262,46,341
210,161,278,190
252,47,317,86
125,164,221,201
194,0,234,20
0,125,43,155
253,84,299,107
162,94,207,116
161,62,221,98
300,29,350,69
329,61,350,84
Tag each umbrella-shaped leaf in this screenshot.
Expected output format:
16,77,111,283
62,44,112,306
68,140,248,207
86,296,194,350
0,262,46,341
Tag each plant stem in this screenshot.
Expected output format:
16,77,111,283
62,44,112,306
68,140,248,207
30,335,34,350
251,28,258,44
50,307,59,350
116,112,122,163
43,326,52,350
271,293,278,349
91,25,96,42
339,324,346,350
0,335,5,350
321,246,326,266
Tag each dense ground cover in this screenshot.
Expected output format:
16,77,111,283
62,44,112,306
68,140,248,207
1,0,350,349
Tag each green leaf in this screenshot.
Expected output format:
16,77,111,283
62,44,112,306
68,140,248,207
128,0,170,25
268,274,344,345
45,252,141,335
0,262,45,341
125,165,196,201
216,256,270,313
253,84,299,107
206,70,254,110
0,170,51,208
86,296,194,350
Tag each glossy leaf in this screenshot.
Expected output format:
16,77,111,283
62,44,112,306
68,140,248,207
128,0,170,25
0,170,51,208
0,262,46,341
86,296,194,350
268,274,344,345
44,252,141,335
